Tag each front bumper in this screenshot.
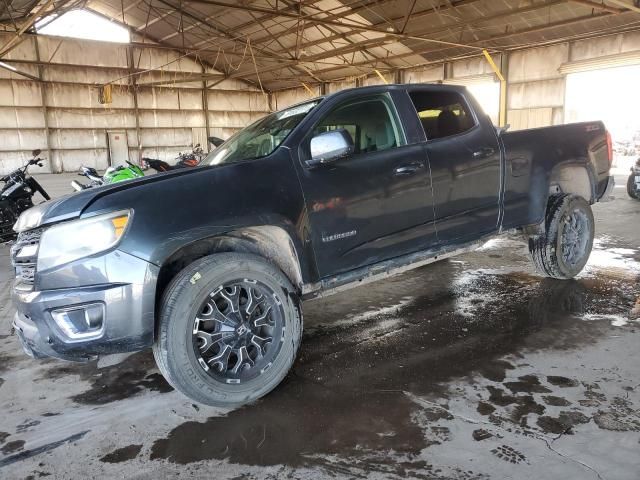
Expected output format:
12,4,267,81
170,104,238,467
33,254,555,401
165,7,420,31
12,249,159,362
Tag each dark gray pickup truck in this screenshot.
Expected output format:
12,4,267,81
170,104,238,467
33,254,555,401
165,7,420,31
11,84,614,406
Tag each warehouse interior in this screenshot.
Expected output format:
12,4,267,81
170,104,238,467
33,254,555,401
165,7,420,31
1,1,639,479
1,0,639,173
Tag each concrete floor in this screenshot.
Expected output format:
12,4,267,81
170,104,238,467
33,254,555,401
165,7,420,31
0,173,639,480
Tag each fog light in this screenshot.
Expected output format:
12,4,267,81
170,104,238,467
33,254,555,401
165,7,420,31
51,303,105,341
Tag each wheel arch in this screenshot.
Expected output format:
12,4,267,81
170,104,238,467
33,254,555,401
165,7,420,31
524,161,596,236
547,162,596,204
154,225,307,332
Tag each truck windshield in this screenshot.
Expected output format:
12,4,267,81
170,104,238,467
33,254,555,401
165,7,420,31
203,99,321,166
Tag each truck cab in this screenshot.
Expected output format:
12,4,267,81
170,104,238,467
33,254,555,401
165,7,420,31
11,84,614,407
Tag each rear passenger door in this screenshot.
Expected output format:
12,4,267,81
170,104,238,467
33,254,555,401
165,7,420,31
294,92,437,277
407,89,501,243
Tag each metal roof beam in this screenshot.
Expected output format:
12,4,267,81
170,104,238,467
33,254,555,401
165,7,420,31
0,0,57,57
248,0,482,50
568,0,625,13
152,0,325,85
157,0,326,42
296,11,617,79
182,0,486,51
602,0,640,13
153,0,292,62
0,59,41,80
257,0,565,75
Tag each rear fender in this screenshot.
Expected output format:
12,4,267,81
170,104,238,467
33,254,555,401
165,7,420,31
524,162,595,235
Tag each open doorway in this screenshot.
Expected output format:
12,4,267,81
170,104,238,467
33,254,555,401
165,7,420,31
465,81,500,125
565,64,640,174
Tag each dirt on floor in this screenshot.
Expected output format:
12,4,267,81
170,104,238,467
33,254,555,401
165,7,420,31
0,173,638,480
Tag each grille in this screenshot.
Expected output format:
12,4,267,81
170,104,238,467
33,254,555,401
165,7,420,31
11,228,43,289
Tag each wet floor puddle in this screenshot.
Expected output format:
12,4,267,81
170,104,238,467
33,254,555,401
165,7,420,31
2,244,639,477
146,261,639,474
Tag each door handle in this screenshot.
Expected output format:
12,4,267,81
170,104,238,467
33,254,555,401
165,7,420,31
472,147,495,159
393,163,423,176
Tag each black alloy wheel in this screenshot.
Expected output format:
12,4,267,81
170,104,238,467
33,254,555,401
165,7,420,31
192,280,284,384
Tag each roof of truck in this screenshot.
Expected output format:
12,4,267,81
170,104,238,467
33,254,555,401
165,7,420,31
283,83,468,111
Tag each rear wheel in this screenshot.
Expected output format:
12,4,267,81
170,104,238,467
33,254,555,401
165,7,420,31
528,194,594,279
627,174,639,199
153,253,302,407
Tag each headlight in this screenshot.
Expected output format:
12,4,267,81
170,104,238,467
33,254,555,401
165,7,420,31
37,210,131,271
13,202,48,233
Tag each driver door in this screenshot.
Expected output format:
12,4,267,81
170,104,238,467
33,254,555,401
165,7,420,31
293,93,437,277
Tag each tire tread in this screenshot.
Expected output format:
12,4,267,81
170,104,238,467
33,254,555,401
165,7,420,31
528,194,594,279
153,252,302,407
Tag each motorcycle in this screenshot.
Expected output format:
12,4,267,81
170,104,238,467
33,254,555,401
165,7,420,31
0,149,50,242
141,139,223,172
627,157,640,200
141,153,201,173
177,143,207,166
71,161,145,192
71,139,225,191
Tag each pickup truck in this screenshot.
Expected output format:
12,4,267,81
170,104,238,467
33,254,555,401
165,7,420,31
11,84,614,407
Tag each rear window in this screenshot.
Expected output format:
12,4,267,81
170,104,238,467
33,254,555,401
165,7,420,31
409,91,475,140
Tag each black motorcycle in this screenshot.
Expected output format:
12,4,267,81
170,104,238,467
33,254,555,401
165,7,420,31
627,157,640,200
0,149,50,242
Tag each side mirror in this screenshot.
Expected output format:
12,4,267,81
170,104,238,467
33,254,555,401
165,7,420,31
307,129,354,167
32,149,41,157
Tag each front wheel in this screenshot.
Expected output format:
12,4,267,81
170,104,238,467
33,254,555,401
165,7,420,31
153,253,302,407
528,194,594,279
627,174,640,199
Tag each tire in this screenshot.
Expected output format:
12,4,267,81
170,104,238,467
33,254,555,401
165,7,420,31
528,194,594,279
153,252,302,407
627,174,640,199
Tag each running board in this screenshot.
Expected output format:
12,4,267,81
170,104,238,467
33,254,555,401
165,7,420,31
302,237,490,300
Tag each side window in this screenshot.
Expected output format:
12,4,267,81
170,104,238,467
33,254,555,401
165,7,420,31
312,95,405,155
409,91,476,140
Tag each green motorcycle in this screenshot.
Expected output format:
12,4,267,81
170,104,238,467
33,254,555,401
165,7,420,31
71,161,145,191
104,161,145,183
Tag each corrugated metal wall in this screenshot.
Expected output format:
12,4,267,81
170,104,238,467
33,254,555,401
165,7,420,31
0,33,269,174
2,29,639,176
272,30,640,132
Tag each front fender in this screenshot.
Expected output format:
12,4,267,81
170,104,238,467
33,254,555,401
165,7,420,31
79,150,316,283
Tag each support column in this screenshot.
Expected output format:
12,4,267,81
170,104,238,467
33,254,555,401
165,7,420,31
499,52,509,128
201,64,211,152
127,46,142,163
482,49,508,127
33,38,56,173
268,91,275,112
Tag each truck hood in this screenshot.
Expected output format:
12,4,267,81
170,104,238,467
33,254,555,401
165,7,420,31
18,166,212,231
